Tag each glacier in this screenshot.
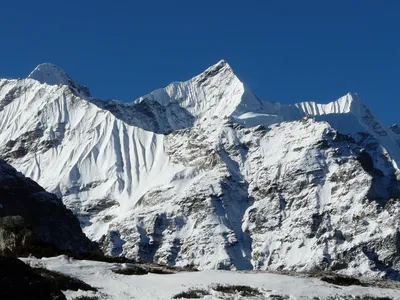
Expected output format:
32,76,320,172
0,60,400,278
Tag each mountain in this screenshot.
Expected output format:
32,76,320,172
0,61,399,279
28,63,91,97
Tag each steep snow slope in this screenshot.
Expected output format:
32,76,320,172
137,60,284,128
0,77,183,242
0,61,400,279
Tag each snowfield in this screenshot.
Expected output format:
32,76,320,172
21,256,400,300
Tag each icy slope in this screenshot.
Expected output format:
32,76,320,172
0,61,400,279
137,60,284,128
0,77,183,242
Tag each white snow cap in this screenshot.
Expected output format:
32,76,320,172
197,59,234,77
28,63,74,86
208,59,229,69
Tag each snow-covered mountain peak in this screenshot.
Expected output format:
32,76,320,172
28,63,72,85
194,59,232,79
390,123,400,134
28,63,91,97
337,92,364,113
294,92,364,117
136,60,270,124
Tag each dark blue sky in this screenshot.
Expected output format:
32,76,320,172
1,1,399,125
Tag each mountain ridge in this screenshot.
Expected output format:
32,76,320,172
21,61,370,124
0,61,399,278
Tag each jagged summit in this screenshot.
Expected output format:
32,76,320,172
136,59,269,122
347,91,361,99
28,63,73,86
197,59,231,76
390,123,400,134
340,92,364,109
294,92,364,117
205,59,230,70
28,63,91,97
340,92,363,108
193,59,241,86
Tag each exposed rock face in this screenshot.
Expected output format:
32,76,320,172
0,61,400,279
0,256,66,300
0,160,99,256
240,120,400,279
117,118,400,279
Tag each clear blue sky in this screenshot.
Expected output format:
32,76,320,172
1,1,399,125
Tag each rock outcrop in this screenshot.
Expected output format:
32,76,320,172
0,160,99,257
0,256,66,300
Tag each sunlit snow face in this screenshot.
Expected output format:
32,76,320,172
1,61,399,276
